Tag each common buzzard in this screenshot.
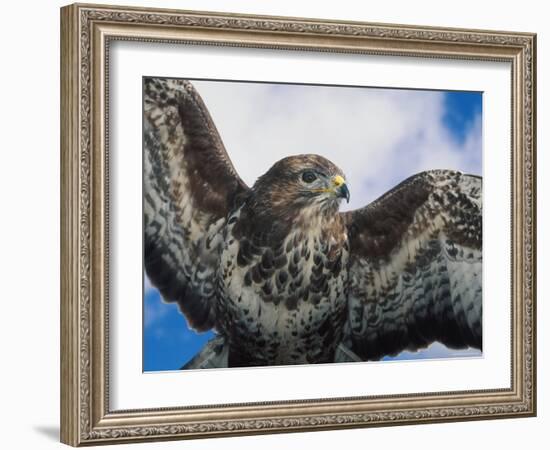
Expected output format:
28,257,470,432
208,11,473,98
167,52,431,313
144,77,482,368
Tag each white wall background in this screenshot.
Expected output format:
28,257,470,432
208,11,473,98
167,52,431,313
0,0,545,449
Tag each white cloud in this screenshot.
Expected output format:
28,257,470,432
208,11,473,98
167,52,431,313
193,80,481,211
143,294,164,329
144,274,153,295
383,342,482,361
143,276,174,329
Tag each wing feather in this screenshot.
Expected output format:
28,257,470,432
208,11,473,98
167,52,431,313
144,78,249,331
342,170,482,360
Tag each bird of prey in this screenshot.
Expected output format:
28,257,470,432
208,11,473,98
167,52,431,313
144,77,482,369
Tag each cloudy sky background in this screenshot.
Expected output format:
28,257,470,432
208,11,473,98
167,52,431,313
144,79,483,372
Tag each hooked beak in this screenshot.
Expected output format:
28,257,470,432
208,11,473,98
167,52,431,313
332,175,350,203
338,183,350,203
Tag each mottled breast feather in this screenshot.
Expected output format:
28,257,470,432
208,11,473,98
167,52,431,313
342,170,482,360
219,201,349,367
143,77,249,331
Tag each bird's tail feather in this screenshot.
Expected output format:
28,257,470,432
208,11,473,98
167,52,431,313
180,335,229,370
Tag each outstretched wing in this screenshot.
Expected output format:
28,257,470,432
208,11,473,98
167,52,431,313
342,170,482,360
144,78,249,331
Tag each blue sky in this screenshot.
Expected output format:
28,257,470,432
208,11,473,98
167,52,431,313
143,81,482,372
143,285,214,371
443,91,483,144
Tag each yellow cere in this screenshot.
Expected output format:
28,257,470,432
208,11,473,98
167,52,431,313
332,175,345,187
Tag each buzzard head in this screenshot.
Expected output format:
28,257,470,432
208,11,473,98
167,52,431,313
252,154,350,216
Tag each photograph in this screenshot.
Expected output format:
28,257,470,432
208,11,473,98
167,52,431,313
143,77,483,371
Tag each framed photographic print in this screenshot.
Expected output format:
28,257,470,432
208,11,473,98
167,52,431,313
60,3,537,446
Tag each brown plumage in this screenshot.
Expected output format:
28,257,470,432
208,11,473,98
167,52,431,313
144,77,483,368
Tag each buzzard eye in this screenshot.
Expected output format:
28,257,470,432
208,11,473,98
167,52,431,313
302,171,317,183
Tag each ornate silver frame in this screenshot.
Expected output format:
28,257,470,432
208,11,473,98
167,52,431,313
60,3,536,446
